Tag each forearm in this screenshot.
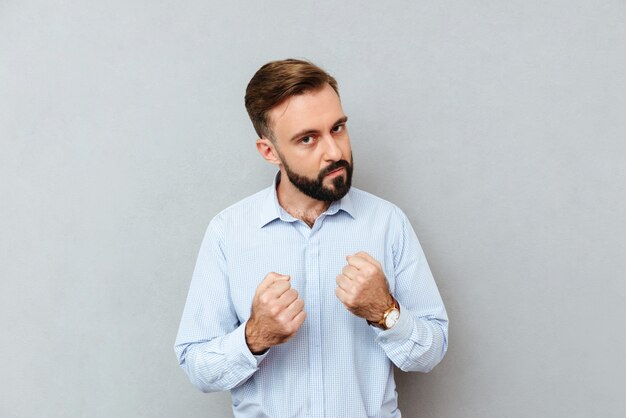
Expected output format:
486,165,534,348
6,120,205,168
374,302,448,373
176,321,268,393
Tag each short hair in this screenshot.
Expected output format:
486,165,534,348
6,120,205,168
245,58,339,141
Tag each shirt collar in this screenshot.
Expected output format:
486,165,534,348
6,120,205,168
258,172,356,229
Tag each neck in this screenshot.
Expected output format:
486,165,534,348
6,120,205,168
276,170,331,227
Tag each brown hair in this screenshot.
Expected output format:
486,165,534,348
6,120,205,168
245,58,339,141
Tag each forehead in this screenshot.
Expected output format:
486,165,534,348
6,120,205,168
268,84,345,139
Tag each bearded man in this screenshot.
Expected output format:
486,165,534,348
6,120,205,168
175,58,449,418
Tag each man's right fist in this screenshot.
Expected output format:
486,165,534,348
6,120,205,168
245,272,306,354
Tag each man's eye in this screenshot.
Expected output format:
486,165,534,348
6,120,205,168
332,124,344,134
301,136,314,144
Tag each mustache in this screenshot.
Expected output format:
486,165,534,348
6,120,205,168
319,160,351,178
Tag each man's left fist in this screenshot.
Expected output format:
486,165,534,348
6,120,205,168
335,251,394,323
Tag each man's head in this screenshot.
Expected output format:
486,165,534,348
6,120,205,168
245,59,340,142
245,59,353,202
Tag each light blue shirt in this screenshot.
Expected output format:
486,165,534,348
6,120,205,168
175,176,448,418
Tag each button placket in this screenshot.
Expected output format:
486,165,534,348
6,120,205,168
305,235,324,416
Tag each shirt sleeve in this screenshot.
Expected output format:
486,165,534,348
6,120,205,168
174,217,268,393
370,206,449,373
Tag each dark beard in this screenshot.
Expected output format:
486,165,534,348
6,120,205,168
281,157,353,202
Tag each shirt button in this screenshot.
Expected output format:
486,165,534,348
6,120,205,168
380,337,388,344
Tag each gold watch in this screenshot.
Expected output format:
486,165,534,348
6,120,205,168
378,298,400,330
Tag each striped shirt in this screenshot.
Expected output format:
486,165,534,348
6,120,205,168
175,175,449,418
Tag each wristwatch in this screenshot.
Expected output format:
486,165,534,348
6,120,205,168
378,298,400,330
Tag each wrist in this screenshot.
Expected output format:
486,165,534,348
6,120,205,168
368,296,400,330
245,319,269,355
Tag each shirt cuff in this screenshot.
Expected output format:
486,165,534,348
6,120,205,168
227,320,270,367
372,301,415,345
228,321,270,367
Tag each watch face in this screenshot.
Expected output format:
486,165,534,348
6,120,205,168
385,309,400,329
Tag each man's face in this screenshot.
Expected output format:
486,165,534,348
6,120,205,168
266,84,353,202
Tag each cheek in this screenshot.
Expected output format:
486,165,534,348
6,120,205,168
340,141,352,160
290,151,322,175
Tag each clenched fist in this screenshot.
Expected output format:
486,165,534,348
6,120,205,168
245,272,306,354
335,251,394,323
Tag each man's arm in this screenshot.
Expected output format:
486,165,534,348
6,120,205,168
174,220,263,392
174,218,306,392
335,207,449,373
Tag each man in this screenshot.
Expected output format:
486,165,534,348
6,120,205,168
175,59,448,417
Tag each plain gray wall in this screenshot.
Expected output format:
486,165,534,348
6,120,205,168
1,1,625,417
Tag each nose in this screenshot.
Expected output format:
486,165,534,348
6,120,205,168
321,134,342,162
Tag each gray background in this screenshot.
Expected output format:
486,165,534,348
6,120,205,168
1,1,625,417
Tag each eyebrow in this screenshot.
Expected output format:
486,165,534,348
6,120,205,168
289,116,349,143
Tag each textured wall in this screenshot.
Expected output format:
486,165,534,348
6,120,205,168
1,1,625,417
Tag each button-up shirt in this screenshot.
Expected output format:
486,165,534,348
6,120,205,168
175,176,449,418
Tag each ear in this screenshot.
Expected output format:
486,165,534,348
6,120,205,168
256,137,281,166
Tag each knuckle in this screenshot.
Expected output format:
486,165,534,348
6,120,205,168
269,305,281,317
284,323,296,335
282,322,295,335
364,265,376,275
